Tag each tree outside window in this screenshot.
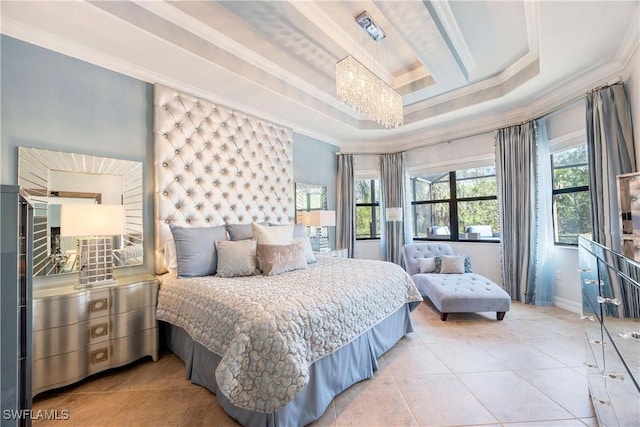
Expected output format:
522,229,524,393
552,145,591,245
355,179,381,239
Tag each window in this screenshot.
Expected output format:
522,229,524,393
355,179,381,239
411,166,499,241
551,145,591,245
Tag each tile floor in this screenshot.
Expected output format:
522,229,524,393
32,301,597,427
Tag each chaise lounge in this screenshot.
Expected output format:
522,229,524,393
402,243,511,321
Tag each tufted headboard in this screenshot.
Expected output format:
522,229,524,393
402,243,454,275
154,84,294,274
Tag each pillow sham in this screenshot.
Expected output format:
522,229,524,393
164,239,178,272
215,239,260,278
226,223,254,241
438,255,466,274
433,254,473,273
169,224,227,277
257,241,307,276
252,221,294,245
418,257,437,273
294,235,316,264
269,222,306,238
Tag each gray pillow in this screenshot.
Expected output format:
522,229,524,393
215,239,260,278
227,222,268,240
434,254,473,273
294,235,316,264
169,224,227,277
257,241,307,276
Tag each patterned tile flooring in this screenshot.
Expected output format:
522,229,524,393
32,301,597,426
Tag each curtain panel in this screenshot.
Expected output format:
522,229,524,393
380,152,410,265
496,122,537,302
586,83,636,251
336,154,355,257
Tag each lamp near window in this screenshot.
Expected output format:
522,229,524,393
60,204,124,289
304,210,336,252
385,207,403,222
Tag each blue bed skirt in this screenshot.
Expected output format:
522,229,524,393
160,303,414,427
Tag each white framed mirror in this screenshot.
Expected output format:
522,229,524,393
18,147,143,277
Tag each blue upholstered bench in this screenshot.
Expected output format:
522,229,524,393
402,243,511,321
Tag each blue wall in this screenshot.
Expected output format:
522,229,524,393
0,35,339,261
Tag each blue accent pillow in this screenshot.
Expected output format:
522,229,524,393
169,224,228,277
434,254,473,273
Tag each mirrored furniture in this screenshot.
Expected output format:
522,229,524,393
32,274,158,397
17,147,143,278
1,185,33,427
579,237,640,426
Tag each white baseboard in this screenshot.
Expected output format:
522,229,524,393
554,296,582,314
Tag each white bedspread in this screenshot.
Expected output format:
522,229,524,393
156,257,421,412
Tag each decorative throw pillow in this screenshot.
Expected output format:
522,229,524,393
418,257,437,273
169,224,227,277
252,221,294,245
457,253,473,273
215,239,260,278
269,222,306,238
257,241,308,276
439,255,466,274
226,223,254,241
164,239,178,272
294,235,316,264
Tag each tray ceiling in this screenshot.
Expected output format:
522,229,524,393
1,1,638,151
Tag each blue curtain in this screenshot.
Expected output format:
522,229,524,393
336,154,355,257
380,153,410,265
496,122,537,302
586,83,636,251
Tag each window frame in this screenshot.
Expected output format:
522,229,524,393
355,178,381,240
411,169,500,243
550,146,590,247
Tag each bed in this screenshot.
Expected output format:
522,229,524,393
152,85,422,426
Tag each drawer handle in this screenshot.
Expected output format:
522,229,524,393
91,348,109,364
583,362,598,369
594,398,611,406
580,315,595,321
91,323,109,339
578,268,591,272
584,279,602,285
619,330,640,340
90,298,109,313
588,338,604,345
597,296,621,306
602,372,624,381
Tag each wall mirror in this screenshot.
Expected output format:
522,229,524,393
295,182,328,214
18,147,143,277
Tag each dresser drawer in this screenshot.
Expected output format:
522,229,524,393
111,281,158,314
33,288,111,331
32,306,157,360
32,328,158,396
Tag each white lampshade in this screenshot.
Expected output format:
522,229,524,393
297,211,311,226
308,210,336,227
386,207,403,222
60,204,125,237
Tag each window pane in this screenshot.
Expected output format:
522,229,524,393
412,173,450,201
456,166,497,198
552,146,589,190
356,205,380,238
553,190,592,244
355,179,372,203
457,199,500,240
412,203,450,239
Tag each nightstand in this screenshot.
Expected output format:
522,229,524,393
32,274,158,397
314,248,348,258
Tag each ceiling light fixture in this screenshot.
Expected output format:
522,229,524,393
336,11,403,129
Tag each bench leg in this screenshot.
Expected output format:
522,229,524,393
497,311,506,321
441,313,448,321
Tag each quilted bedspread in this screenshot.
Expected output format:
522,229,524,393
156,257,422,413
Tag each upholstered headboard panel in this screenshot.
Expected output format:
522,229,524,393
154,84,294,274
402,243,455,275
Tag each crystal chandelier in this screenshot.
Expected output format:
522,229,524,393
335,12,404,129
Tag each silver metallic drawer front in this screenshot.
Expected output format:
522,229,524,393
33,288,111,331
32,328,158,396
32,306,156,360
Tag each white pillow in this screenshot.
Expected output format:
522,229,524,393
294,235,316,264
164,239,178,272
418,257,436,273
252,221,293,245
439,255,466,274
